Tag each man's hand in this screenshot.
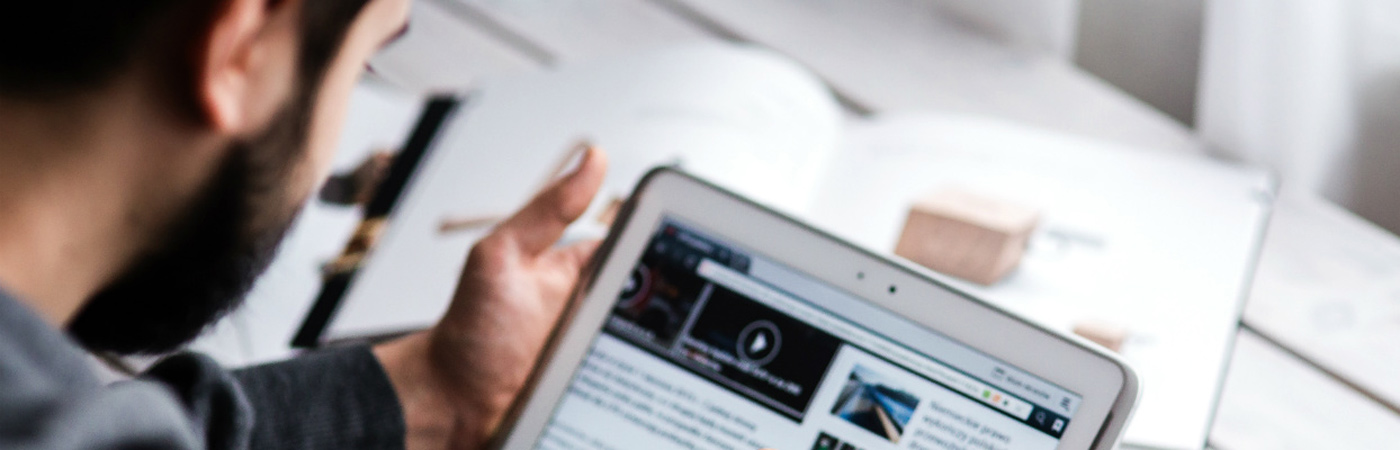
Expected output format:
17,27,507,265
374,148,608,450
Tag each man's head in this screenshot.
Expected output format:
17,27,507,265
0,0,411,354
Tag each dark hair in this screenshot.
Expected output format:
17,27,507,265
0,0,372,100
62,0,375,355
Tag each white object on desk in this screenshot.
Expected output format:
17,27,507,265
805,113,1274,449
328,43,842,340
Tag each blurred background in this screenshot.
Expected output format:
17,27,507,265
397,0,1400,231
968,0,1400,236
372,0,1400,235
982,0,1400,235
192,1,1400,449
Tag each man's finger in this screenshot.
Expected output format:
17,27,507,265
557,239,602,274
498,147,608,255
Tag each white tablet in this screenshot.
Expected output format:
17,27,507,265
495,168,1139,450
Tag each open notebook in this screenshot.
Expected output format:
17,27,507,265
298,43,1273,449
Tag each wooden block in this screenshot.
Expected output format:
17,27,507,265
1072,320,1129,352
894,188,1039,285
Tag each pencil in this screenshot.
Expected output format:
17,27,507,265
438,214,505,233
437,140,596,235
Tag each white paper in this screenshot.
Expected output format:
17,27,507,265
329,43,842,339
804,113,1274,449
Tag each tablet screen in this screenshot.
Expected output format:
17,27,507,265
535,217,1082,450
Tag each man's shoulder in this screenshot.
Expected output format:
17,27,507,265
0,290,233,449
0,288,99,391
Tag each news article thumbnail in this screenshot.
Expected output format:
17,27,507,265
681,286,843,421
831,365,921,443
605,221,844,423
609,230,713,349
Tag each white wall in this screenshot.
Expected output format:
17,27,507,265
1074,0,1204,125
1197,0,1400,234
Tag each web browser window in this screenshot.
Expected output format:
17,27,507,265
536,218,1082,450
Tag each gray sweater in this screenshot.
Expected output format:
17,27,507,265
0,289,406,449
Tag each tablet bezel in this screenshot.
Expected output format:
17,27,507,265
494,168,1139,450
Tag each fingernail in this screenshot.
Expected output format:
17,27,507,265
568,144,595,176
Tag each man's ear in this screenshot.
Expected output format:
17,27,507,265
195,0,300,134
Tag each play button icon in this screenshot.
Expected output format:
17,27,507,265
737,320,782,366
749,333,769,354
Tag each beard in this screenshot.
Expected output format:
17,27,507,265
67,92,313,356
65,0,373,356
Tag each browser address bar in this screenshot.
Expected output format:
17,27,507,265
696,259,1034,421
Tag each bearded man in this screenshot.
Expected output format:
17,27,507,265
0,1,608,449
